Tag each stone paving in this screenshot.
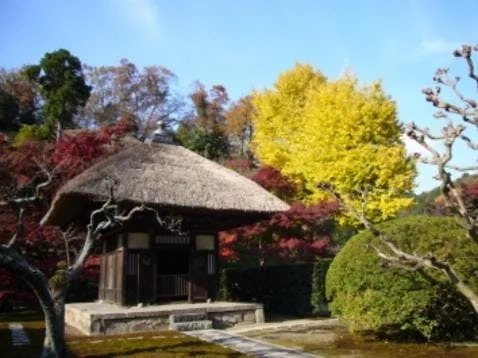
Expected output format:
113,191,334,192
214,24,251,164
186,329,321,358
227,318,339,334
9,322,30,346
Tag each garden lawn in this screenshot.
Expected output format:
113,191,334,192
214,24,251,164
0,311,245,357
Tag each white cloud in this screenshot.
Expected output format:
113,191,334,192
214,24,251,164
116,0,165,42
420,38,456,55
402,134,430,157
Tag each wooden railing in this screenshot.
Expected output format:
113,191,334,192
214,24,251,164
157,274,188,298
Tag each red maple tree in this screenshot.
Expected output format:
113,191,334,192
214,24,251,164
0,118,134,308
219,166,340,266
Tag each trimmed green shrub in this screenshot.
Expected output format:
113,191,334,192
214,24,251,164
326,215,478,341
219,260,331,316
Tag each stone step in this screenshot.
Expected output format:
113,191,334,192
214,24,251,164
170,312,208,323
169,320,213,332
9,323,30,346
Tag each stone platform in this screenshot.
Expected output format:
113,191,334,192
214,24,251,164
65,301,265,336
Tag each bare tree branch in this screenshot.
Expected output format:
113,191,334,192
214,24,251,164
461,135,478,150
1,165,54,248
406,82,478,243
454,44,478,89
369,244,424,272
406,124,443,160
60,230,72,268
7,206,25,247
445,164,478,172
0,164,54,207
33,160,54,199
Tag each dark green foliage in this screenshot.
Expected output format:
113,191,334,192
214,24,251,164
0,88,19,131
175,122,229,160
0,67,39,132
66,278,98,303
219,260,332,316
175,82,230,160
26,48,91,133
407,188,441,215
407,173,478,215
326,215,478,341
331,224,357,248
311,260,330,314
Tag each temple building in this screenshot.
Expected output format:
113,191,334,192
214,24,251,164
42,136,289,306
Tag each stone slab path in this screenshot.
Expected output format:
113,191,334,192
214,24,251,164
186,329,321,357
227,318,339,334
9,322,30,346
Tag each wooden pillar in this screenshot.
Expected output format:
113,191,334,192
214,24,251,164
98,239,107,301
187,231,194,303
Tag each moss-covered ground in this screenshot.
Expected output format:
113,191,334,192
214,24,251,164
246,325,478,358
0,311,244,358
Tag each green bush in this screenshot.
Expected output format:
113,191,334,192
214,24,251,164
326,215,478,341
14,124,51,145
219,260,331,316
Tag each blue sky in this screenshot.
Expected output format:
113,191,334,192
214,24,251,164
2,0,478,193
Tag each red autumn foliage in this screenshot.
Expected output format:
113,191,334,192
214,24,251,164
222,159,257,178
0,118,134,308
224,159,253,170
219,166,340,266
252,166,297,201
426,180,478,218
219,201,339,266
462,181,478,218
52,117,134,183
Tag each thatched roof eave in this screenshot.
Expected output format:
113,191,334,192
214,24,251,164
41,142,289,228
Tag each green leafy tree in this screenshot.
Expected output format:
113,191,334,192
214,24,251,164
20,49,91,140
175,122,229,160
176,82,230,160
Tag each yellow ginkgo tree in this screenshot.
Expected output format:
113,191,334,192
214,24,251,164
252,63,416,224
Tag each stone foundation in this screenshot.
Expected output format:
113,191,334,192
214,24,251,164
65,301,264,336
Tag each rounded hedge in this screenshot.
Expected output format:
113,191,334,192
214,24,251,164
326,215,478,341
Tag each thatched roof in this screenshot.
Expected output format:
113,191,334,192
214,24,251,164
42,142,289,227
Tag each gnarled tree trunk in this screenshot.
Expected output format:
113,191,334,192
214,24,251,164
1,179,182,358
0,245,66,357
37,289,65,358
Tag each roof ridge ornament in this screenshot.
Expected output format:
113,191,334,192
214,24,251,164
147,120,173,144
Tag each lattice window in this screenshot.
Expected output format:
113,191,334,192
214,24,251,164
155,235,190,245
127,253,139,276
